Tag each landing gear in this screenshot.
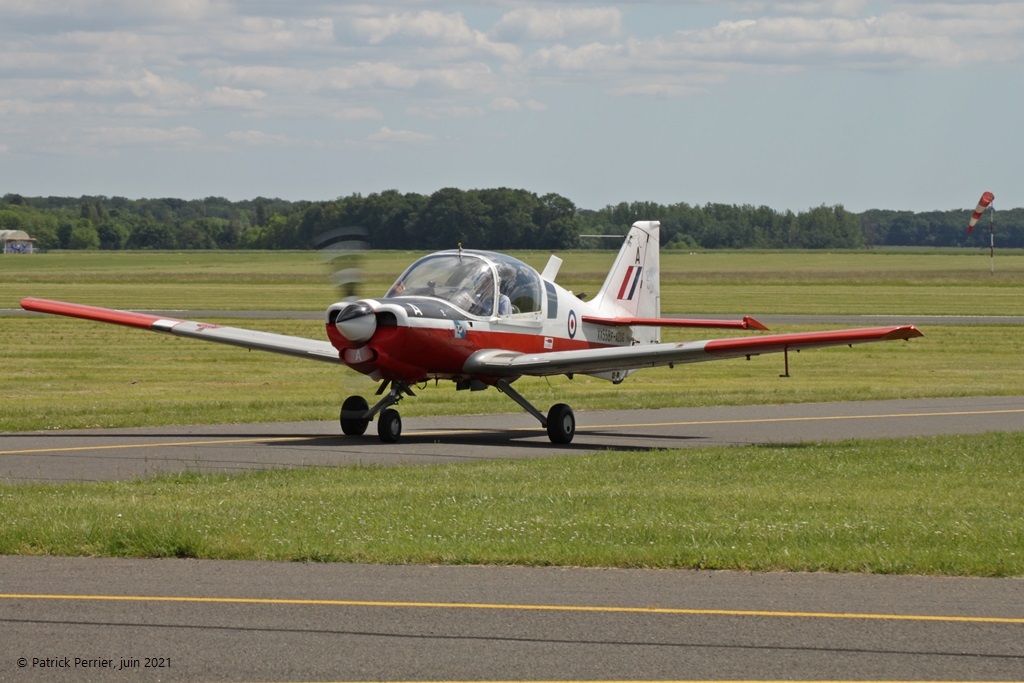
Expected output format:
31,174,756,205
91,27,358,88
340,395,370,436
546,403,575,444
497,379,577,445
340,381,413,443
340,378,576,445
377,408,402,443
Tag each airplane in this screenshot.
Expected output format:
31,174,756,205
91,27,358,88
21,221,922,445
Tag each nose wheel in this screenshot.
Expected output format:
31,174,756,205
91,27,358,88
340,381,414,443
340,395,370,436
377,408,402,443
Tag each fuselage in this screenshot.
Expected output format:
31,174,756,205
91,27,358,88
324,249,629,384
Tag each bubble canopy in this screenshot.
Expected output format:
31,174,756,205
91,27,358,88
385,250,542,317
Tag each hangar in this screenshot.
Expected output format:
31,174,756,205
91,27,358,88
1,229,36,253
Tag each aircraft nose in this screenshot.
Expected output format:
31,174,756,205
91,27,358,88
334,302,376,343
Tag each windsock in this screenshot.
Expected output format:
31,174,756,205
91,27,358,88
968,191,994,233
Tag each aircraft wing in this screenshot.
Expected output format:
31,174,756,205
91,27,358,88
20,298,342,364
464,326,922,377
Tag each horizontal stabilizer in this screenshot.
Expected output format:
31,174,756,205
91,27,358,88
582,315,769,331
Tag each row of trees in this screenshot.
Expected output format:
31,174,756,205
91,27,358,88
3,190,1022,252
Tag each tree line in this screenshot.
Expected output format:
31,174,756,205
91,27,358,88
2,190,1021,252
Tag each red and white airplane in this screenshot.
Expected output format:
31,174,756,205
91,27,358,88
21,221,922,444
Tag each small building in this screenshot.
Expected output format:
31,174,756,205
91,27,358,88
0,229,36,253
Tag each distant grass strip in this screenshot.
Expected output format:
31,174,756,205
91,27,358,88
2,317,1020,433
2,432,1021,577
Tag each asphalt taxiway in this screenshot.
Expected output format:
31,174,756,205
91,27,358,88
2,395,1024,483
2,557,1023,681
4,396,1024,681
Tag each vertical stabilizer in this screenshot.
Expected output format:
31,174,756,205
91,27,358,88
590,221,661,343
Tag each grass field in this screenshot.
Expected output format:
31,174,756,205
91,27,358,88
2,248,1023,576
2,433,1021,575
5,248,1024,314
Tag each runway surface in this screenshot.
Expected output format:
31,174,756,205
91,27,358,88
2,556,1023,681
4,396,1024,681
2,395,1024,483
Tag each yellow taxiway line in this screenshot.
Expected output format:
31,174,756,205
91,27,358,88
2,593,1022,624
2,407,1024,458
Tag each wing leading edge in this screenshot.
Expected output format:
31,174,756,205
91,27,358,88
464,325,923,377
20,298,342,364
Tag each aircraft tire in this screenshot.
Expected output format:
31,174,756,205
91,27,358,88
546,403,575,444
377,408,402,443
340,395,370,436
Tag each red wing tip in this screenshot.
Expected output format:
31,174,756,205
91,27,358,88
19,297,178,329
887,325,924,340
20,297,47,310
742,316,770,331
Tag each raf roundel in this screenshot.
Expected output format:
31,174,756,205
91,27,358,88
567,309,577,339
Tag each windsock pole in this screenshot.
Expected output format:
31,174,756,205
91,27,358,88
967,191,995,274
988,202,995,275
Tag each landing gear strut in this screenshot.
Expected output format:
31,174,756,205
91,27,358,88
339,380,414,443
340,379,576,445
497,379,576,444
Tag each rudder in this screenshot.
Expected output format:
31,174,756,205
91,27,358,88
591,221,661,342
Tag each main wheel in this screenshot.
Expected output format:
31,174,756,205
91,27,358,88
340,395,370,436
377,408,402,443
546,403,575,444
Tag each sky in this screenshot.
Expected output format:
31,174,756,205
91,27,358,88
1,1,1022,213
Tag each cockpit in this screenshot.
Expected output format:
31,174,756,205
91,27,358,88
385,251,543,318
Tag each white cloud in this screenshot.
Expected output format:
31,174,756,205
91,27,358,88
207,61,499,94
204,86,266,108
226,129,295,146
1,0,227,22
2,0,1023,209
82,125,201,146
407,104,484,119
489,97,546,112
671,14,974,67
220,17,335,52
492,7,623,42
527,42,624,72
367,126,434,143
350,10,520,61
734,0,869,17
331,106,382,121
518,2,1024,97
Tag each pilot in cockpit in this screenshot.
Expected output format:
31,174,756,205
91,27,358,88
496,264,514,316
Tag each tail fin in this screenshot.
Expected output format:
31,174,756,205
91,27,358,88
591,221,661,343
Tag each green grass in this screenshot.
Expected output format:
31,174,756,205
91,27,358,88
5,248,1024,313
0,317,1018,432
2,433,1021,576
3,250,1023,432
3,249,1023,576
